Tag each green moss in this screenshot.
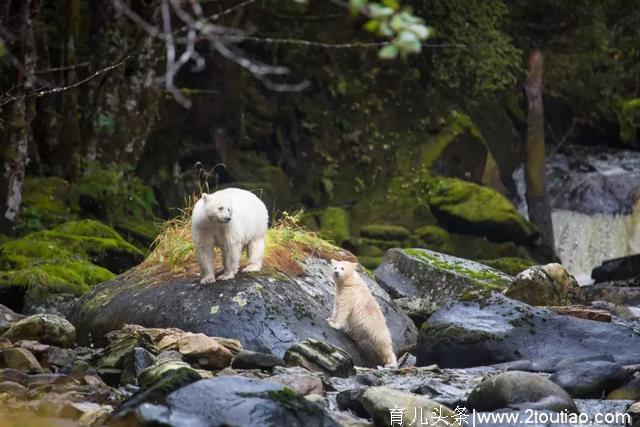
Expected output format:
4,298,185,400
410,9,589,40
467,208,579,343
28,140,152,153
17,177,73,233
404,248,510,290
358,255,382,270
360,224,410,241
71,165,158,248
414,225,450,247
359,237,404,251
318,207,350,243
618,98,640,144
480,257,536,276
427,176,537,244
0,219,141,298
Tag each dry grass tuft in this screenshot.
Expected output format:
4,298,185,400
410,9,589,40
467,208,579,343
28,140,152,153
138,196,354,279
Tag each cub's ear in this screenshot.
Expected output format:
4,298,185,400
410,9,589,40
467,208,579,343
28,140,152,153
201,193,208,201
330,259,337,266
349,261,358,267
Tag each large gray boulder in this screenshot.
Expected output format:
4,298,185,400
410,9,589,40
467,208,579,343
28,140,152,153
70,258,416,367
374,248,512,303
417,293,640,368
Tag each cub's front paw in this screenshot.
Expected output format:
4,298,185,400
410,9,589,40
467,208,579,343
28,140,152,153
327,320,340,329
200,274,216,285
241,264,261,273
217,272,236,281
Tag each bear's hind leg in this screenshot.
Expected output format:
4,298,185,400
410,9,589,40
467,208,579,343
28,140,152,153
218,243,242,280
194,232,216,285
242,238,265,272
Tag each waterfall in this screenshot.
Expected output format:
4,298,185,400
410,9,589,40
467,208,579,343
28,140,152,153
552,204,640,284
512,146,640,284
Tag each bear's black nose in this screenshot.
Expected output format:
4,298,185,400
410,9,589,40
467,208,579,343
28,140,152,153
222,217,231,223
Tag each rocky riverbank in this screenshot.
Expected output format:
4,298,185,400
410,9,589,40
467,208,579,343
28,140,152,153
2,244,640,426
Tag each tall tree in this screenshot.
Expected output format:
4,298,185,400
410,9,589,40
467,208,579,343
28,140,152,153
0,0,39,234
524,50,555,252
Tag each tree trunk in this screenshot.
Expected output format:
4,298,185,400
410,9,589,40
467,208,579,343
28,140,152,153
524,50,555,253
0,0,38,234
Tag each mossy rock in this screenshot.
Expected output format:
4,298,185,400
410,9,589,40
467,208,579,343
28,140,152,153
358,237,404,252
428,176,537,244
374,248,512,306
358,255,382,270
480,257,537,276
318,207,350,244
413,224,534,262
360,224,410,241
71,166,159,248
17,177,73,233
0,220,143,305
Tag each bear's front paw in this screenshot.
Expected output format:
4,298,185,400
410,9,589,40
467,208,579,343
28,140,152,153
241,264,261,273
328,320,340,329
217,272,236,281
200,275,216,285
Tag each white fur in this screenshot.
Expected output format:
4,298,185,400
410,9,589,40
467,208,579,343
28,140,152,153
191,188,268,284
328,260,398,367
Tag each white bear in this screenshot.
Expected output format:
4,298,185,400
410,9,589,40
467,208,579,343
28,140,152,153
191,188,268,284
328,260,397,367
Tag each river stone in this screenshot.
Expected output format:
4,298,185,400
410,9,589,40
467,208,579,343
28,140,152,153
0,304,24,334
505,263,582,306
284,339,355,378
232,350,284,371
549,361,630,398
131,376,339,427
71,258,416,368
416,293,640,368
592,254,640,283
374,248,512,303
466,371,577,413
607,377,640,400
362,386,458,427
582,277,640,306
0,348,44,373
2,314,76,348
120,347,156,385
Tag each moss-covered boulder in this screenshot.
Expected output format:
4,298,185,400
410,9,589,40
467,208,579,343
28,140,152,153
360,224,410,241
318,207,350,244
428,177,538,244
0,220,144,309
505,264,583,306
71,166,159,247
17,177,73,233
374,248,512,307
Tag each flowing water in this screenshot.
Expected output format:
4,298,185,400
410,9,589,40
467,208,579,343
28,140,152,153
513,145,640,284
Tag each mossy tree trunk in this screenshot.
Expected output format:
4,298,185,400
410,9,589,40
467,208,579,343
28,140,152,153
0,0,39,234
524,50,555,253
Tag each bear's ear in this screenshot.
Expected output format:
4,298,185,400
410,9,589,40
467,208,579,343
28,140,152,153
201,193,208,201
330,259,336,266
349,261,358,268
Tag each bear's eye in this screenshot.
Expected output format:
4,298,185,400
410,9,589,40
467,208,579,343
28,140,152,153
218,207,224,211
340,267,344,270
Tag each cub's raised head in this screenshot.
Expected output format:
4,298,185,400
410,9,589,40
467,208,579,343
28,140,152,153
331,260,358,282
201,192,233,224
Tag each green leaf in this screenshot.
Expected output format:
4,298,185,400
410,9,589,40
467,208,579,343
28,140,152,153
378,44,399,60
408,23,431,40
368,4,394,18
381,0,399,10
363,19,379,33
349,0,367,12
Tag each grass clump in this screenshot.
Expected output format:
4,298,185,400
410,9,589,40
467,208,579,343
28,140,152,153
140,198,354,278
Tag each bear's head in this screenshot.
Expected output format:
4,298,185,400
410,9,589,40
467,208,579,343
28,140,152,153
331,259,357,282
201,192,233,224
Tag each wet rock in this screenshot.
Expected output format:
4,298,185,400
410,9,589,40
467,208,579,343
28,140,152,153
71,258,416,367
120,347,156,386
2,314,76,348
0,380,28,397
374,248,512,303
582,277,640,306
549,361,630,398
1,348,44,373
0,304,24,334
232,350,285,371
544,305,612,322
466,371,578,413
97,330,156,370
137,359,207,389
417,293,640,368
607,377,640,400
125,376,339,427
329,411,373,427
267,367,324,395
156,350,183,362
505,263,583,306
284,339,355,378
44,347,76,369
336,388,368,418
362,386,458,426
592,254,640,283
496,354,616,373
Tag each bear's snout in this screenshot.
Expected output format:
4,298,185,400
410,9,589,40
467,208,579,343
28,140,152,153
221,216,231,223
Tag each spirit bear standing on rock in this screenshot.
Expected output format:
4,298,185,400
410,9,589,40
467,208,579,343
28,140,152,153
329,260,397,367
192,188,269,284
